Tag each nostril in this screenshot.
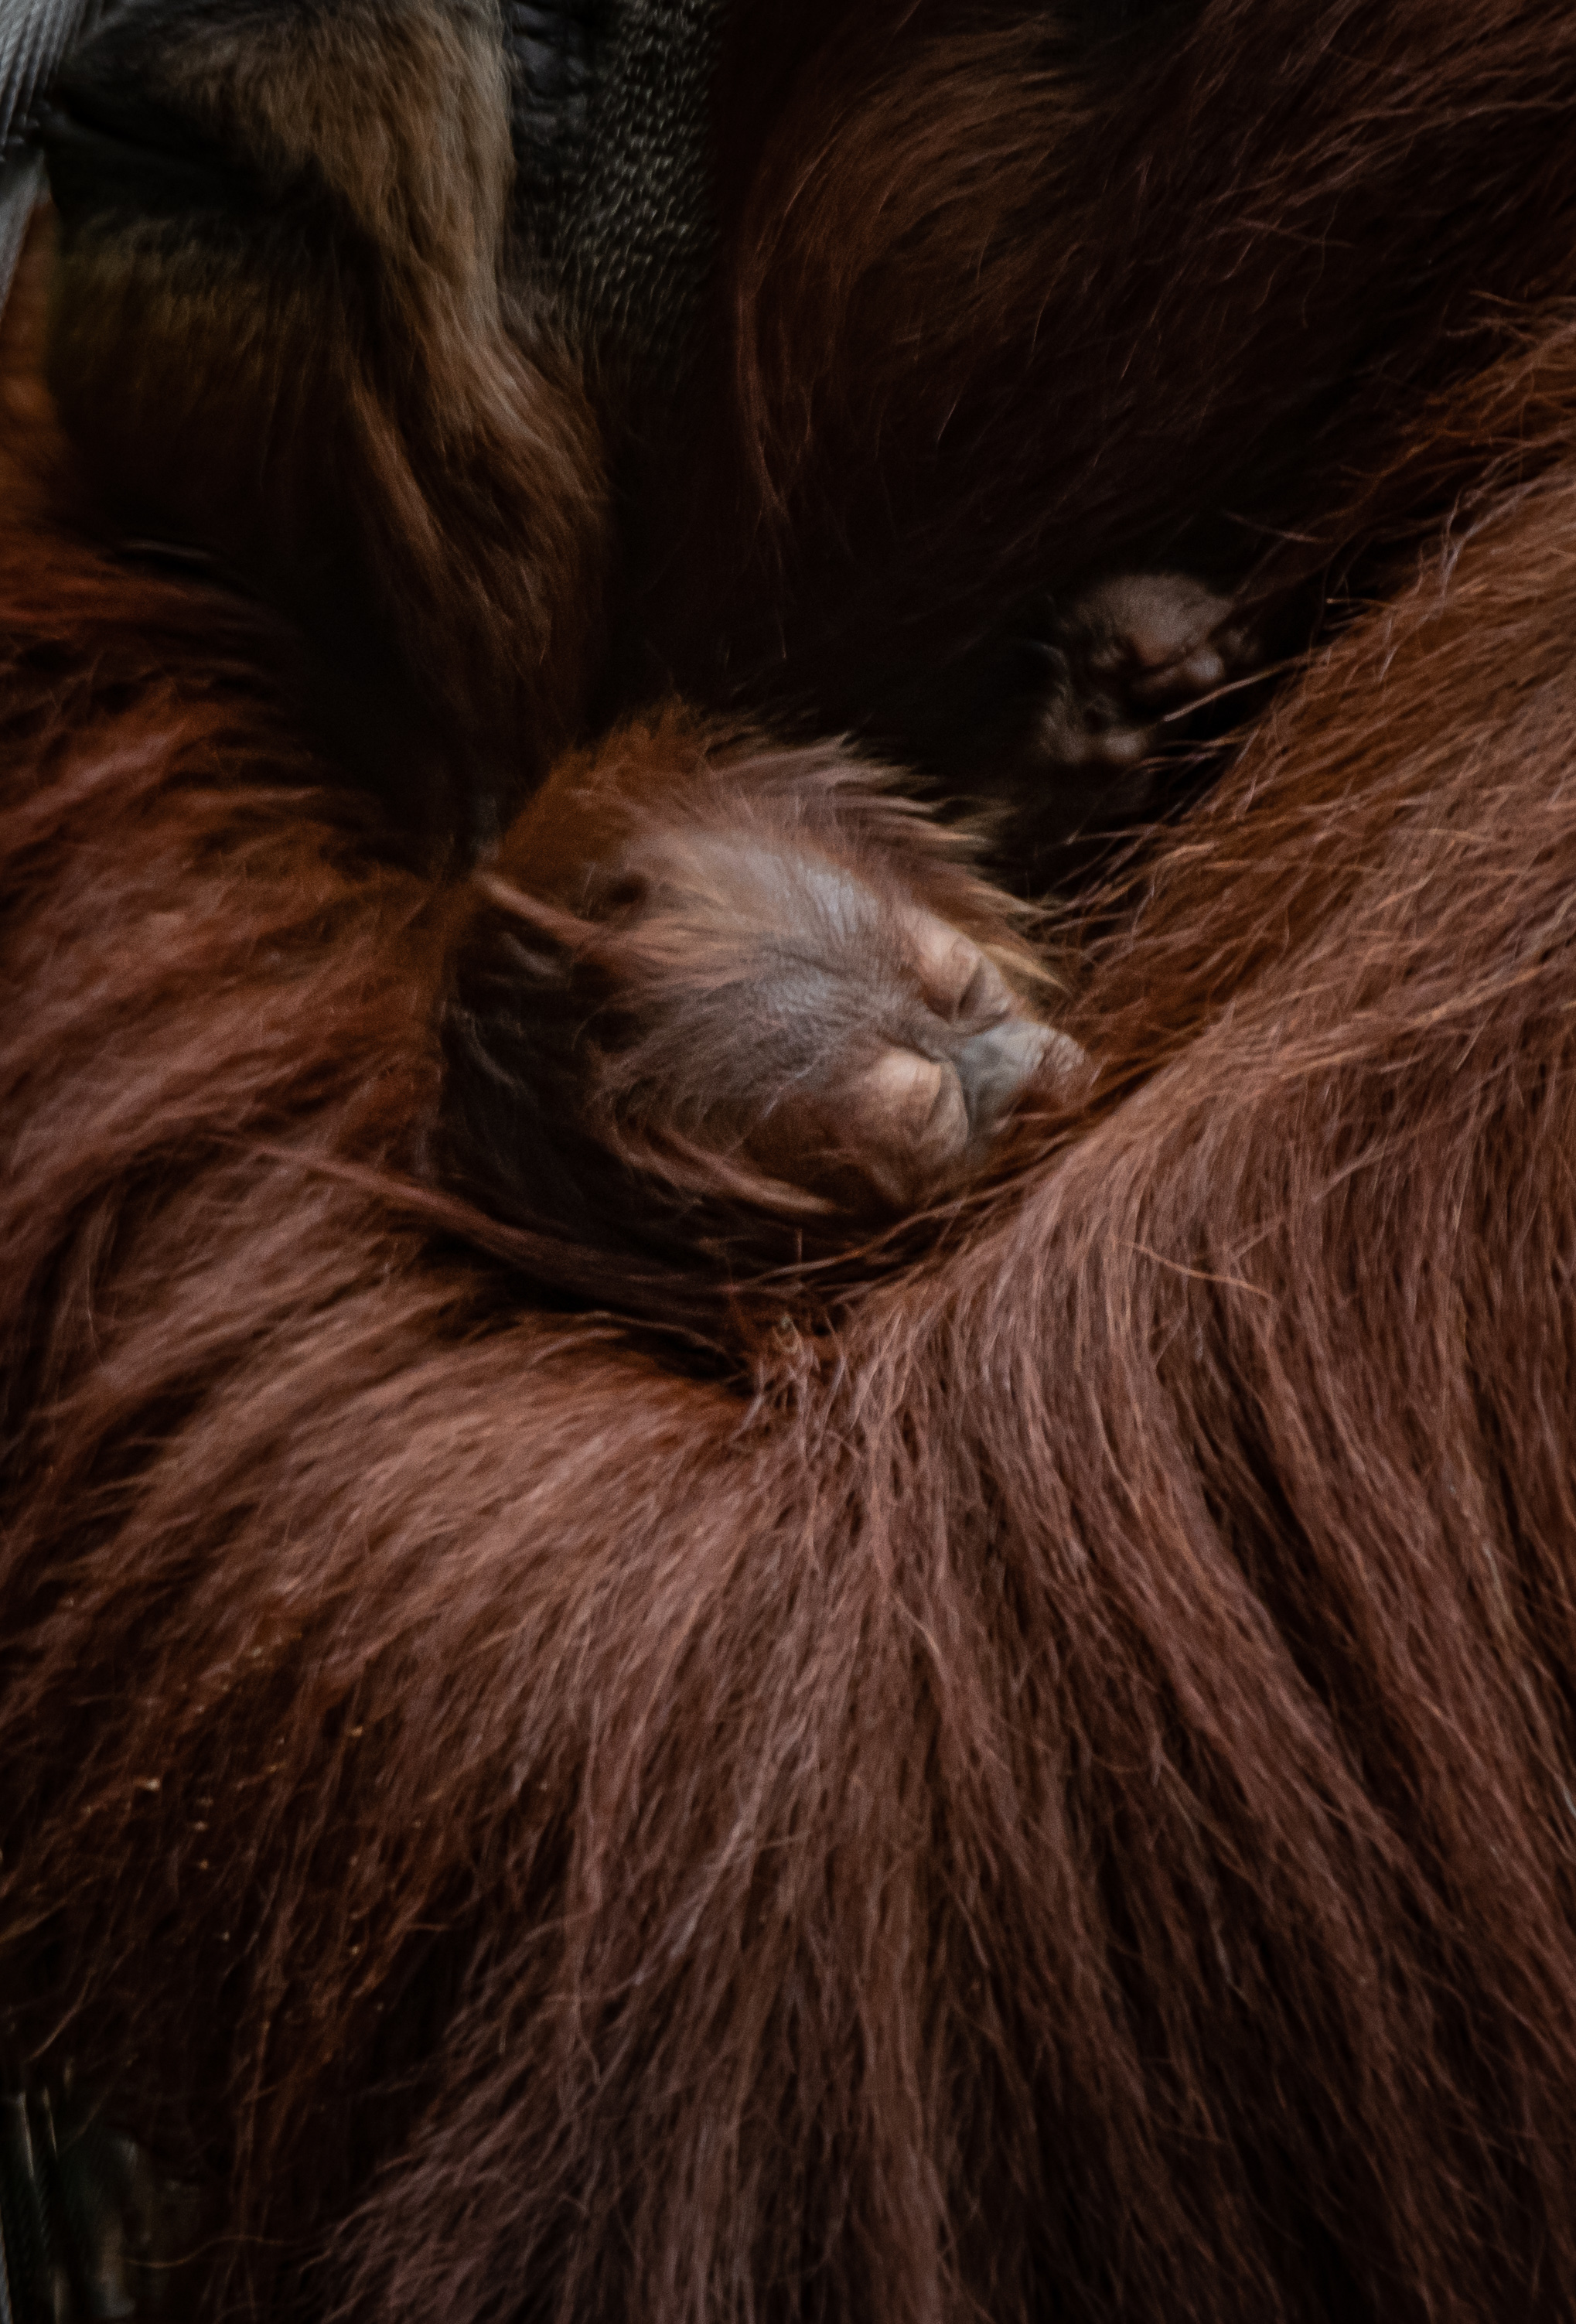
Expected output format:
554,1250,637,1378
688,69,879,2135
953,1019,1065,1136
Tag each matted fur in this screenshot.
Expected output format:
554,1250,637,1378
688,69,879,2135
9,4,1576,2322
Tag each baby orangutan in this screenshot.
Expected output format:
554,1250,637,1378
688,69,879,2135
441,712,1080,1244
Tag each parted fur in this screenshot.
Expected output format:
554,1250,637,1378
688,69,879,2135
11,0,1576,2319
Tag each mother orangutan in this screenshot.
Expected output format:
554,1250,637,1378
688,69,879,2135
5,1,1576,2318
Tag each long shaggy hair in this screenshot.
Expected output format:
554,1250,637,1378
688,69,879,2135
10,1,1576,2319
654,0,1576,778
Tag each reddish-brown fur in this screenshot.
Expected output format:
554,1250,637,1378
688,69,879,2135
45,0,609,853
440,716,1065,1261
11,0,1576,2317
653,0,1576,787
